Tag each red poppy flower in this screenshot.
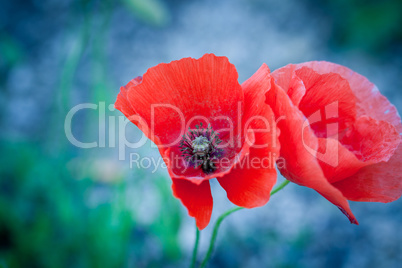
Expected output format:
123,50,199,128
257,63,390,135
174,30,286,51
265,61,402,224
115,54,279,229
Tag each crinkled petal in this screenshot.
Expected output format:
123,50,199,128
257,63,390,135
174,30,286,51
317,138,371,184
125,54,244,147
115,76,163,151
317,116,400,183
292,61,402,133
270,64,306,106
218,64,279,208
341,116,400,163
115,76,142,121
295,66,357,138
333,144,402,202
172,178,213,230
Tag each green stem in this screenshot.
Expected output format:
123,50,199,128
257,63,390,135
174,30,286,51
199,179,290,268
270,179,290,196
190,226,200,268
199,207,243,268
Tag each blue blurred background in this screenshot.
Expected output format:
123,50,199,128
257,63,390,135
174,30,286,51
1,0,402,267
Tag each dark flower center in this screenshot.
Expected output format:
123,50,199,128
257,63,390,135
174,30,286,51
180,123,223,174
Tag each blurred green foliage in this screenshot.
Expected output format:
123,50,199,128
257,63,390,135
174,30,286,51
0,141,183,268
0,33,24,68
122,0,171,27
0,33,24,86
0,1,180,266
310,0,402,54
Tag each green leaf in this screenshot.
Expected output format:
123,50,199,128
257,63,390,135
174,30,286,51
122,0,170,27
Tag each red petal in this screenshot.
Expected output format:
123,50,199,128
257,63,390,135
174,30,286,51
125,54,244,147
115,76,163,150
317,116,400,183
265,82,358,224
341,116,400,162
295,67,357,138
271,64,306,106
317,138,370,184
218,64,279,208
287,73,306,107
292,61,402,133
114,76,142,119
270,64,297,95
172,178,213,230
333,144,402,202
